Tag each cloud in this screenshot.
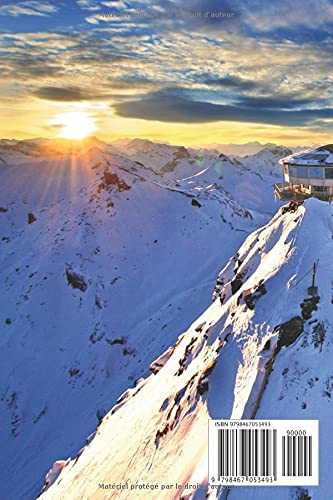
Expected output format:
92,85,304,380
0,1,57,17
235,95,326,110
107,74,160,91
114,90,333,127
76,0,101,10
241,0,333,33
1,57,62,79
32,85,112,101
203,75,257,90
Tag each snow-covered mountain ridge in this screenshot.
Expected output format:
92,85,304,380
40,198,333,500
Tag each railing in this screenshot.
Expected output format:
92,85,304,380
274,183,332,201
274,183,310,200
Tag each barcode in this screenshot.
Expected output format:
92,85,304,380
209,420,319,486
217,428,277,479
282,435,312,477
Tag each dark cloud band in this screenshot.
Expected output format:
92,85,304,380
114,93,333,126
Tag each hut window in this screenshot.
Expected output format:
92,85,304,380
289,166,298,177
296,166,308,178
308,166,324,179
325,168,333,179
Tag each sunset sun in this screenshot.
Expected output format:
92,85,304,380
56,112,96,140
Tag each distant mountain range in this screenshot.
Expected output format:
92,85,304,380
200,141,316,157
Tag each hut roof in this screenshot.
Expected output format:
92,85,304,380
280,145,333,166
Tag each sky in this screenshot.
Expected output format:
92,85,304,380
1,0,333,145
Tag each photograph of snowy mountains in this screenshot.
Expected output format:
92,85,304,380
1,1,333,499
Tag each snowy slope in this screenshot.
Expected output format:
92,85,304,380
111,138,192,175
39,198,333,500
239,145,294,178
112,139,281,219
0,139,279,499
173,152,278,219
